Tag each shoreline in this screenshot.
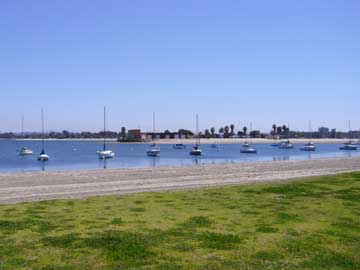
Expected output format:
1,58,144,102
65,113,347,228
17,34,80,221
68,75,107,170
2,138,357,144
1,156,359,204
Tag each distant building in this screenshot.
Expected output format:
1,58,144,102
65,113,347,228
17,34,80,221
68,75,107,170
318,127,330,138
127,129,142,140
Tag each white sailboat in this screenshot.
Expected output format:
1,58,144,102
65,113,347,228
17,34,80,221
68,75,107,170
18,115,33,156
190,114,202,156
37,109,49,161
301,121,316,151
340,121,358,151
240,122,257,154
146,112,160,157
97,107,115,159
278,140,294,149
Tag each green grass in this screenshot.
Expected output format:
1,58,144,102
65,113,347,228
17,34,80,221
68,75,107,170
0,172,360,270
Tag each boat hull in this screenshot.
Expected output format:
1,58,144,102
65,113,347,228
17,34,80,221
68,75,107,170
340,145,358,151
190,149,202,156
146,149,160,157
18,149,33,156
240,149,257,154
37,154,49,161
97,150,115,159
173,144,186,149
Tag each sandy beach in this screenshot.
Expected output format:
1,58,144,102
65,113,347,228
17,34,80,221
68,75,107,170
1,156,359,204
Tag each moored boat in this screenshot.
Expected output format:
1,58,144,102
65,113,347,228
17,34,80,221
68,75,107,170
17,116,33,156
37,109,49,161
339,121,358,151
301,142,316,151
173,143,186,149
278,140,294,149
190,114,202,156
301,121,316,151
18,147,33,156
97,107,115,159
147,112,161,157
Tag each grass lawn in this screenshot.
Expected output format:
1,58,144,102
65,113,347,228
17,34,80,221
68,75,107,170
0,172,359,270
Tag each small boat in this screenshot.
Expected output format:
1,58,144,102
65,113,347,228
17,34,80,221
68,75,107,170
301,121,316,151
37,109,49,161
278,140,294,149
97,107,115,159
340,142,358,151
240,145,257,154
190,114,202,156
18,147,33,156
173,143,186,149
17,116,33,156
190,145,202,156
240,123,257,154
301,142,316,151
340,121,358,151
37,149,49,161
147,112,160,157
97,150,115,159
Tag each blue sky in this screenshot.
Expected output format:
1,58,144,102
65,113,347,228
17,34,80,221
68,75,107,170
0,0,359,133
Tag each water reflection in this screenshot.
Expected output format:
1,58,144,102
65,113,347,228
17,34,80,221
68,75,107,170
39,160,46,171
272,156,290,161
148,156,159,168
99,158,108,169
192,156,201,165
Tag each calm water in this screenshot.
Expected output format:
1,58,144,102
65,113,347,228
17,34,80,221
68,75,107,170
0,140,359,173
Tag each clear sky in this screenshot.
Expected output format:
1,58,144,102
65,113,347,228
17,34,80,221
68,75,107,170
0,0,359,133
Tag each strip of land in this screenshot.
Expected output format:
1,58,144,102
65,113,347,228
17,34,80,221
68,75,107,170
11,138,358,144
1,157,360,204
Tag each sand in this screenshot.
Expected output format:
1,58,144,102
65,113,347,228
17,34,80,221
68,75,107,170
1,157,360,204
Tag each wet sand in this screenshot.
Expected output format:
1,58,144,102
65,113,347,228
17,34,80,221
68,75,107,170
1,157,360,204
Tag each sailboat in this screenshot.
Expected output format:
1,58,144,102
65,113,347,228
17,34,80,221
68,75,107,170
240,122,257,154
97,107,115,159
18,115,33,156
340,120,358,151
190,114,202,156
278,125,294,149
301,121,316,151
146,112,160,156
37,109,49,161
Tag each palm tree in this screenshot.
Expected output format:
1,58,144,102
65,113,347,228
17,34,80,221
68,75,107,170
230,124,235,136
219,127,224,134
272,124,277,135
121,126,126,139
277,126,282,135
210,127,215,137
243,126,248,136
224,126,230,138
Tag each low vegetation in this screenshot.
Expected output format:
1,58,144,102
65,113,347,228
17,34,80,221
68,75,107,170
0,172,359,269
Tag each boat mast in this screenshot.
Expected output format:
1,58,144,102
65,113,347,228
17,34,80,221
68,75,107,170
21,115,24,139
348,120,351,144
196,114,200,147
41,108,44,152
103,106,106,151
153,112,156,146
249,122,252,144
309,120,312,144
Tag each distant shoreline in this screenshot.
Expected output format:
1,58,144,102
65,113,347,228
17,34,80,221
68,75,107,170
2,138,357,144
